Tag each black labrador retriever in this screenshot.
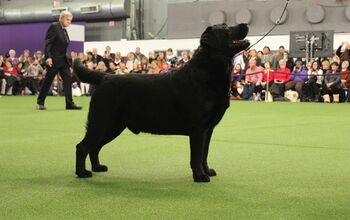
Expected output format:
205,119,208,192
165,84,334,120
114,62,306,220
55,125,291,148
73,23,249,182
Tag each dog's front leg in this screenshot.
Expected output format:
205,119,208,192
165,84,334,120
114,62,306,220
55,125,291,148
202,127,217,177
189,130,210,183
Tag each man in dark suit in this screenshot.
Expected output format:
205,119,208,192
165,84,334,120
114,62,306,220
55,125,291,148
36,11,81,110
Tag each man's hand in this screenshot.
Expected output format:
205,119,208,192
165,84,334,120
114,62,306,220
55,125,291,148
46,58,53,67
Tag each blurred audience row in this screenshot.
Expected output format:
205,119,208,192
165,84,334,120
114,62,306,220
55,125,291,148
1,43,350,103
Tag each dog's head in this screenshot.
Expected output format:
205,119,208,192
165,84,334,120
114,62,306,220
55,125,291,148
200,23,250,57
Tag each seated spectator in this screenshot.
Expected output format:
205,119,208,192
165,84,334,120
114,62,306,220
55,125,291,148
247,49,261,67
92,48,103,65
80,61,93,96
341,60,350,87
242,58,263,100
231,63,245,100
285,60,308,100
303,61,323,102
96,61,107,72
7,49,19,66
135,47,145,61
322,62,342,103
24,59,43,95
261,60,275,100
147,60,161,74
116,62,129,75
19,49,32,70
148,51,157,63
107,61,118,74
2,59,20,95
272,46,285,70
114,52,122,66
139,56,149,74
126,52,139,73
156,51,167,70
78,52,86,63
321,59,331,74
178,51,190,66
283,51,294,71
269,59,290,100
260,46,274,68
34,51,45,67
166,48,177,68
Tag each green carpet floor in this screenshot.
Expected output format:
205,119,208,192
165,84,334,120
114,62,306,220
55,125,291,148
0,96,349,219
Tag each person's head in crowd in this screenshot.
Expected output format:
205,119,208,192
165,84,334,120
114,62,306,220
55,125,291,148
119,62,127,72
16,62,24,70
278,59,287,70
70,51,78,59
279,46,285,54
249,49,257,58
127,52,137,61
148,51,155,59
283,51,289,60
135,47,142,55
5,58,13,68
105,46,111,53
248,58,257,69
166,48,174,57
96,61,107,71
150,60,159,69
140,56,149,67
78,52,85,61
115,52,122,60
86,61,94,70
341,60,349,71
92,48,99,56
322,60,330,71
257,51,263,58
109,61,117,71
311,60,319,71
34,51,42,59
9,49,16,58
294,60,303,71
264,60,272,70
263,46,270,55
330,62,339,73
233,63,242,74
181,51,190,61
157,51,165,61
87,52,94,61
306,62,312,70
22,49,30,58
59,11,73,28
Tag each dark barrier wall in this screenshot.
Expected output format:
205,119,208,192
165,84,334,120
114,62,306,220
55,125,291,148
0,23,84,56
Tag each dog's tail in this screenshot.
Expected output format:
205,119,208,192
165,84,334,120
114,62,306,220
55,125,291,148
73,59,107,85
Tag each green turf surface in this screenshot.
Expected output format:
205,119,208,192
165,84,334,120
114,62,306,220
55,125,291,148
0,96,349,219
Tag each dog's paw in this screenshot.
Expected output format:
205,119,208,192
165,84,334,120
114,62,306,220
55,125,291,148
193,174,210,183
76,169,93,178
92,165,108,172
205,168,217,177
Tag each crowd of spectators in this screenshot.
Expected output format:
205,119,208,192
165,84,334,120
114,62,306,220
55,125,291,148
1,43,350,103
232,44,350,103
0,47,190,97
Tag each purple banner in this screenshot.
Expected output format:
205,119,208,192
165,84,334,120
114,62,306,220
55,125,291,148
0,22,84,56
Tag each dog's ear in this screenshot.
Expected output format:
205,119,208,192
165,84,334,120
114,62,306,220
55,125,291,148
200,26,219,49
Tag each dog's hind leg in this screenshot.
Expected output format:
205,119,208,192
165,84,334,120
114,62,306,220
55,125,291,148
202,127,217,177
189,130,210,183
89,125,126,173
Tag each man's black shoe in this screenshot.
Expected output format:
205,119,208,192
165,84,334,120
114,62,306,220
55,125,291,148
36,104,46,110
66,104,82,110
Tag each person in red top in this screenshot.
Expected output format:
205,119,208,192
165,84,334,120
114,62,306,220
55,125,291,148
2,59,20,95
261,60,275,100
269,59,290,99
